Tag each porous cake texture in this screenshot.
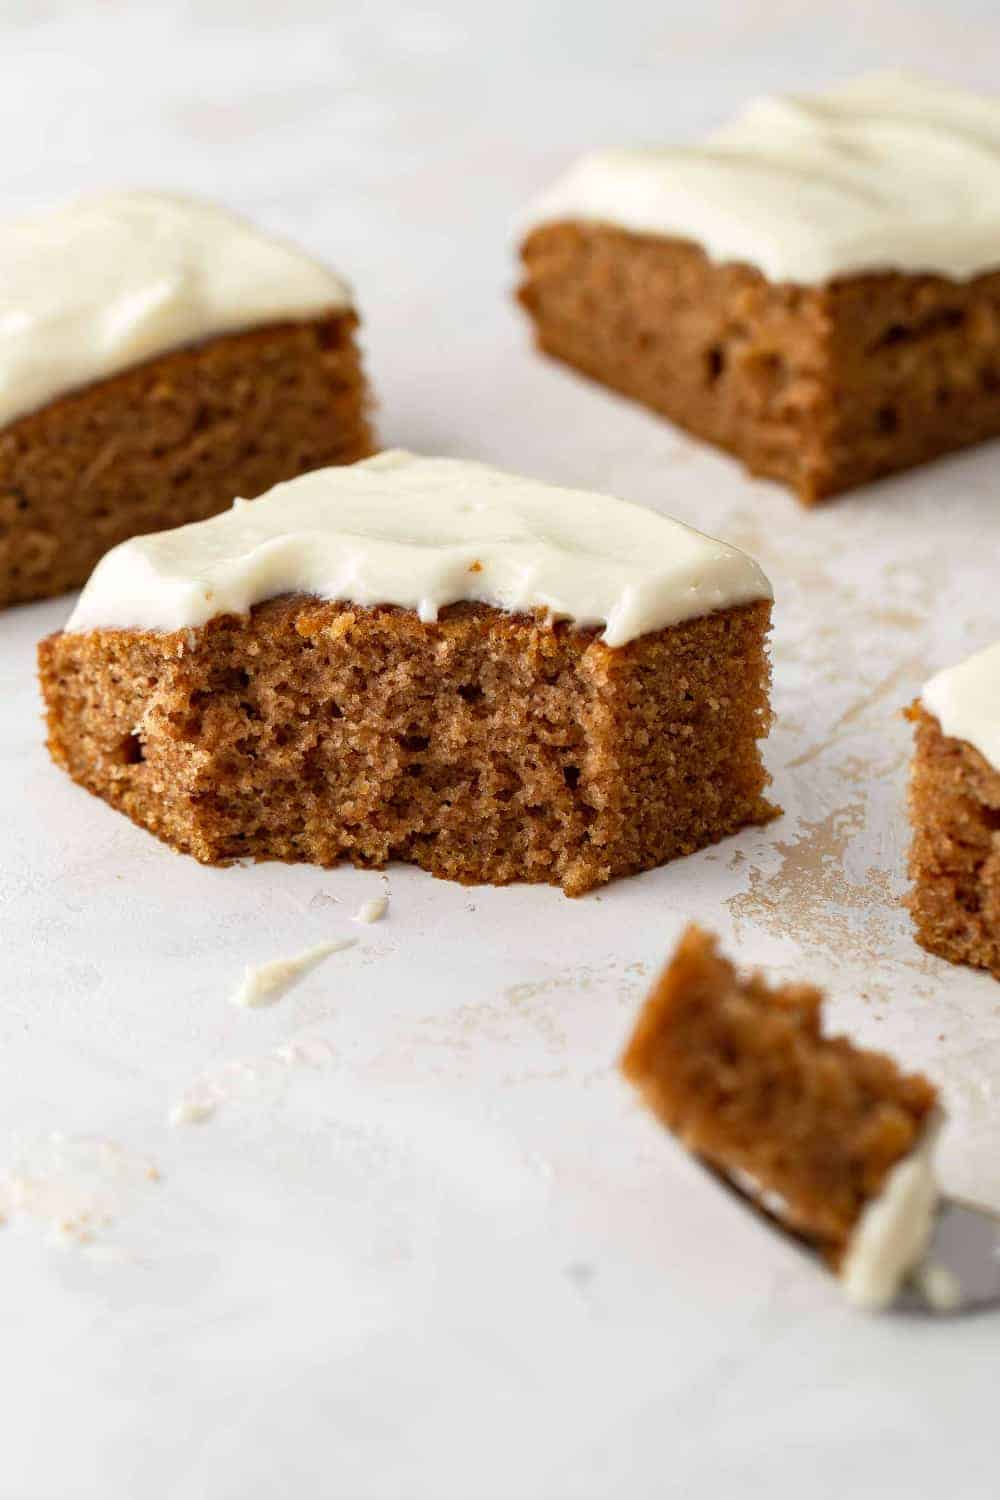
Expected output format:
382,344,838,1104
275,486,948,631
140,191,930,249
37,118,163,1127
38,453,776,896
5,316,371,608
622,926,937,1267
907,703,1000,979
518,74,1000,504
0,193,371,607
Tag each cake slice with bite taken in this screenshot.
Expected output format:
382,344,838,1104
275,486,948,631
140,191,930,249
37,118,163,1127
38,451,776,894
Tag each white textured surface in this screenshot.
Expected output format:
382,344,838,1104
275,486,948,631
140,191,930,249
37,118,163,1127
524,71,1000,283
0,190,350,428
67,449,771,644
923,638,1000,769
3,4,1000,1498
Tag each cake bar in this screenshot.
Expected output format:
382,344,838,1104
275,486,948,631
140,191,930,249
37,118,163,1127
0,192,372,607
518,73,1000,504
38,451,777,896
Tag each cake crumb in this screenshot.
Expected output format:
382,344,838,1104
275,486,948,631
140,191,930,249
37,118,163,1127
230,938,356,1009
0,1134,160,1250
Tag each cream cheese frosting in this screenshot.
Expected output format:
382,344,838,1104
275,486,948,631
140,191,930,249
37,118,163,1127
840,1120,941,1311
229,939,357,1010
0,190,351,429
922,640,1000,770
65,451,771,646
524,72,1000,284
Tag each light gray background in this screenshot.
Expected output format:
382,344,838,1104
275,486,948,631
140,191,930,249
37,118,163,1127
2,2,999,1497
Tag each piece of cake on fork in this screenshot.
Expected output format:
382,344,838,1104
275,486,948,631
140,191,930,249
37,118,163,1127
38,451,777,896
518,73,1000,504
622,925,940,1308
0,191,372,607
907,641,1000,979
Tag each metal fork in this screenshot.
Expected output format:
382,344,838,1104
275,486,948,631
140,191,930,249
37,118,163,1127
698,1158,1000,1314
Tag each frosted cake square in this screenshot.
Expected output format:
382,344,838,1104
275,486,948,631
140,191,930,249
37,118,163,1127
518,74,1000,503
0,192,372,606
38,452,776,895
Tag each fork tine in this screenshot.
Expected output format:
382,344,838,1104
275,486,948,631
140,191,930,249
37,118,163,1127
909,1199,1000,1314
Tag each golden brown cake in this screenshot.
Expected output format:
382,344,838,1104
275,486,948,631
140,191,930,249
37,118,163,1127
622,926,937,1268
0,192,372,608
518,75,1000,505
37,453,777,896
519,227,1000,505
907,643,1000,977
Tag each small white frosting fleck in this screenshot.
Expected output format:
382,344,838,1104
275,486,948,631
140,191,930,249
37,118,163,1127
0,190,351,429
524,72,1000,284
840,1124,940,1311
922,640,1000,771
168,1095,218,1128
65,451,771,648
229,938,356,1009
354,895,389,925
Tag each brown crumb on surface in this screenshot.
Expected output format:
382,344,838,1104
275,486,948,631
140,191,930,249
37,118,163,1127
621,925,937,1263
38,597,776,897
906,702,1000,979
1,310,372,608
518,222,1000,505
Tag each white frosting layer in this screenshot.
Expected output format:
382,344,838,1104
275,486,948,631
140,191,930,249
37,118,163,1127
922,640,1000,770
65,451,772,647
840,1123,940,1311
524,72,1000,284
0,191,351,429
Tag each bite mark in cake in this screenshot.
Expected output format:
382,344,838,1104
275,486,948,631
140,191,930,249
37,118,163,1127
38,452,778,895
518,73,1000,503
